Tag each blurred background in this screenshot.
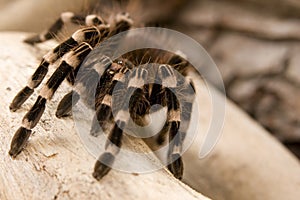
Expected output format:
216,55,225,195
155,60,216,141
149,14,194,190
1,0,298,158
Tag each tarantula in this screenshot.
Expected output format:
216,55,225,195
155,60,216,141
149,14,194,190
8,11,195,180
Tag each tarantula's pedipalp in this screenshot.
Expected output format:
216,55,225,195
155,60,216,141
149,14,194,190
9,42,93,157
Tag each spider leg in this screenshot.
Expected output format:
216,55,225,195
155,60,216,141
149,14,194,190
90,67,119,136
157,64,182,179
155,53,191,145
9,42,92,157
168,90,193,179
93,67,148,180
9,26,105,111
56,53,114,119
166,82,195,180
157,64,195,180
90,62,131,136
24,12,105,45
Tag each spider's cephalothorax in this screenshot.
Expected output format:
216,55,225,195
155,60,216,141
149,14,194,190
8,11,195,180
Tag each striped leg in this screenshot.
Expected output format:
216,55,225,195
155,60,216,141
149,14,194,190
154,53,190,145
9,26,104,111
157,64,182,179
9,42,92,157
157,64,195,180
166,88,194,179
57,53,114,119
90,61,131,136
24,12,105,45
153,63,179,146
93,67,148,180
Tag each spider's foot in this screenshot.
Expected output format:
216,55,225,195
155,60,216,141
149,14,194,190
55,112,71,118
55,102,72,118
24,35,43,45
56,91,79,118
9,87,34,112
90,115,102,137
55,103,71,118
93,152,115,180
9,127,32,158
167,153,183,180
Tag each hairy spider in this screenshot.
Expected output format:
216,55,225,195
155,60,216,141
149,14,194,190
8,11,195,180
